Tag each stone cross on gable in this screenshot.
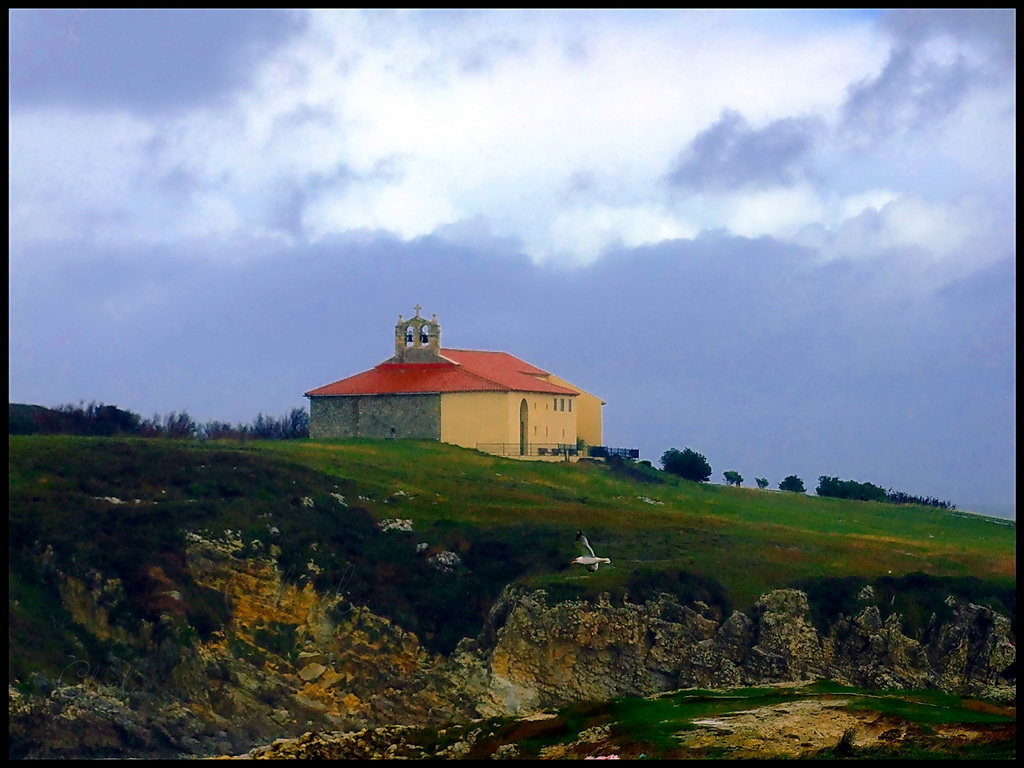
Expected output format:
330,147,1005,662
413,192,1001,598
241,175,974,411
413,304,422,317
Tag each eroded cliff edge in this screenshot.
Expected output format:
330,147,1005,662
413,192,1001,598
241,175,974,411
9,531,1015,758
430,584,1015,719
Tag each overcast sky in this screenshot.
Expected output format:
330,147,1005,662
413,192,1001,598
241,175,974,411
9,9,1016,514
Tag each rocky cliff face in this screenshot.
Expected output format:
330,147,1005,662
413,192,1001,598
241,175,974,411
423,585,1015,719
10,531,449,758
8,534,1015,759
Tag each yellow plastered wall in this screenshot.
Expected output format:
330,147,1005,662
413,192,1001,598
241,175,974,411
542,374,604,448
525,392,576,447
440,391,514,449
548,393,577,445
440,391,583,453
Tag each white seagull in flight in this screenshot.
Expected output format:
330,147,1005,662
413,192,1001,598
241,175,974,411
572,530,611,572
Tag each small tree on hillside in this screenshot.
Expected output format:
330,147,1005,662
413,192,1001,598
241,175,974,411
723,470,743,487
660,447,712,483
285,407,310,439
755,477,769,490
163,411,197,439
779,475,806,493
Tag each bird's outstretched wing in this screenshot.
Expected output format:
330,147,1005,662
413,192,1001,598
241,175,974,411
575,529,596,558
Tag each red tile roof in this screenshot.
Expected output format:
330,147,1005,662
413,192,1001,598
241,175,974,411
305,348,580,397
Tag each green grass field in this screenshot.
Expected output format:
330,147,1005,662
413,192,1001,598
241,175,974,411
8,435,1016,670
241,437,1015,607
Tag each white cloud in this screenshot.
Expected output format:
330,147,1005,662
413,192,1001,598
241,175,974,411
793,193,1007,287
543,203,695,264
306,171,460,241
8,9,1012,276
835,189,900,221
717,185,826,240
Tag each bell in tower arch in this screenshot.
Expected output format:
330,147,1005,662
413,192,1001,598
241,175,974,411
393,306,442,361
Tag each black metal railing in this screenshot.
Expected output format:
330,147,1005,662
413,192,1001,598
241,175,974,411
587,446,640,460
476,443,639,460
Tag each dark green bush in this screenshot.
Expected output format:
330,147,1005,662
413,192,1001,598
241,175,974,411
779,475,806,493
816,475,887,502
660,448,712,483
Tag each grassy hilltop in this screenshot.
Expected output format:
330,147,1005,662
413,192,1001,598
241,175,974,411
9,435,1016,677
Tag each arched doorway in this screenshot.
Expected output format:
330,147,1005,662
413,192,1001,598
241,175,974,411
519,399,529,456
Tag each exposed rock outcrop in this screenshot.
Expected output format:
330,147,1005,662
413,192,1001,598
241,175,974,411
10,531,448,758
419,585,1015,718
9,537,1015,759
235,692,1015,761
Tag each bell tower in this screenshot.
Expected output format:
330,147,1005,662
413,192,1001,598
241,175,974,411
391,305,443,362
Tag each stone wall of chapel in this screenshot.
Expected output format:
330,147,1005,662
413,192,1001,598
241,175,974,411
309,394,441,440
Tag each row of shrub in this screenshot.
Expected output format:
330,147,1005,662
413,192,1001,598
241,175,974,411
9,401,309,441
816,475,956,509
815,475,889,502
659,447,956,509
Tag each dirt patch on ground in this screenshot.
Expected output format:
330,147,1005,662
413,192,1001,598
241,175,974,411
670,695,1009,758
227,689,1015,760
676,696,881,757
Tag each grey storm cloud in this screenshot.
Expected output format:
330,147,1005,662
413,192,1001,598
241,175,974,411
666,110,820,192
8,9,303,114
842,9,1015,140
842,45,974,139
268,165,361,238
266,159,410,238
882,8,1016,72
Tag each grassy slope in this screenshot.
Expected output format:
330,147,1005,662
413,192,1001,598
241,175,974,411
9,435,1016,677
245,437,1015,603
